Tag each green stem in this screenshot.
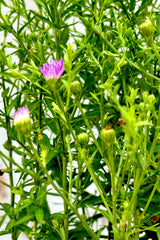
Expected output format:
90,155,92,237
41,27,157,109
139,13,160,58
82,150,113,221
66,136,73,203
140,176,160,220
53,0,61,59
101,33,160,82
108,145,117,229
1,63,16,239
115,142,126,189
29,143,99,240
77,101,103,156
52,87,69,240
129,169,145,214
66,72,72,112
148,104,160,164
149,39,160,65
52,86,76,141
133,197,139,240
62,153,68,240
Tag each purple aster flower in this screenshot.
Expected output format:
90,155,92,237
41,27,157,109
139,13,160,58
14,105,31,137
39,58,64,80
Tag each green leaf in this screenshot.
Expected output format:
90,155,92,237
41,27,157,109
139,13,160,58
38,134,51,150
1,203,13,217
7,55,13,68
5,214,35,230
157,228,160,240
34,0,45,7
36,186,47,207
87,205,112,222
35,207,44,227
1,87,9,98
64,43,73,72
51,212,67,220
15,199,33,214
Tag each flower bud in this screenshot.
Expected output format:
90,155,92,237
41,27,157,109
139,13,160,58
13,105,31,137
100,127,116,146
70,81,82,97
77,133,89,148
140,19,154,39
148,94,156,105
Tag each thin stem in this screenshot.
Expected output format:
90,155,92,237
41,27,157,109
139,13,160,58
66,72,72,112
66,136,73,203
101,33,160,82
62,153,68,240
1,63,16,239
108,145,117,230
115,142,126,189
129,169,145,214
148,104,160,164
149,39,160,65
53,0,61,59
77,101,103,156
29,142,99,240
52,87,69,240
82,149,113,220
140,176,160,220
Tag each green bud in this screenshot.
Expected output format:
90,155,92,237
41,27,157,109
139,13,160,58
47,78,56,91
70,81,82,97
77,133,89,148
101,128,116,146
148,94,156,104
140,19,154,39
65,134,71,144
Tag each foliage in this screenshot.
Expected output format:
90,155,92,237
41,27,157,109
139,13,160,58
0,0,160,239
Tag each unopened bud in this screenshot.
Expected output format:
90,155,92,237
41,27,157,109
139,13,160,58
70,81,82,97
140,19,154,39
77,133,89,148
101,127,116,146
148,94,156,104
13,105,31,137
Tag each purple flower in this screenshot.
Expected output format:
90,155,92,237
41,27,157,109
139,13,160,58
39,58,64,80
14,105,30,124
14,105,31,136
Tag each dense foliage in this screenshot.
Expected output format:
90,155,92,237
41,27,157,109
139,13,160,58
0,0,160,239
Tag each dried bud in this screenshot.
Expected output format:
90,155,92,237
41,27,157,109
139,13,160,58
140,19,154,39
101,127,116,146
70,81,82,97
151,216,160,224
116,117,125,127
77,133,89,148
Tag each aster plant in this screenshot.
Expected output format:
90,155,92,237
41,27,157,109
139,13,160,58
0,1,160,240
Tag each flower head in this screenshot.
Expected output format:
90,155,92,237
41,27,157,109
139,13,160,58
14,105,31,137
39,58,64,81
